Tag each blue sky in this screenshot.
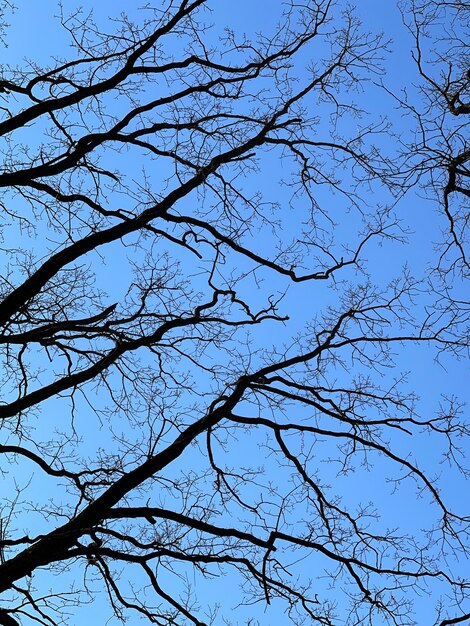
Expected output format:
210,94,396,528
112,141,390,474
0,1,469,625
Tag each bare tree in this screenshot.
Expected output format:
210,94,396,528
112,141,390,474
0,1,468,625
399,0,469,275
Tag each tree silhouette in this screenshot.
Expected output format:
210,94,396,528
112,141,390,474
0,1,468,625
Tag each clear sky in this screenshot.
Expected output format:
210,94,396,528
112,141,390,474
1,1,468,625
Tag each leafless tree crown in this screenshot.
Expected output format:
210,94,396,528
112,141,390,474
0,1,468,625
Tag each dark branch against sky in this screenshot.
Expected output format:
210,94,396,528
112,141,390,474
0,1,468,625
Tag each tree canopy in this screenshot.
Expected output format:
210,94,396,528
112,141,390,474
0,1,468,625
